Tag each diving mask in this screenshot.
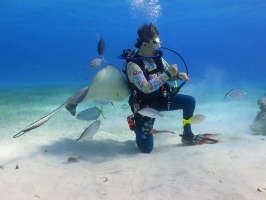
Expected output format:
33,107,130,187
152,37,162,48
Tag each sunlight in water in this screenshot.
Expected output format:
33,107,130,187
129,0,162,23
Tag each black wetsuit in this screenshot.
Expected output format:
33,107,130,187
127,56,196,153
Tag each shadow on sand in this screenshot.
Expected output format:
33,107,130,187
36,138,140,163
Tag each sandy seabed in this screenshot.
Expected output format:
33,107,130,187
0,85,266,200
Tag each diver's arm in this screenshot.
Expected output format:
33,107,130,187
168,72,190,81
127,62,171,94
166,66,189,81
177,72,190,81
162,59,180,81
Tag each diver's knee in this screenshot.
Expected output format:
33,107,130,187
136,142,153,154
188,96,196,107
191,96,196,103
140,147,153,154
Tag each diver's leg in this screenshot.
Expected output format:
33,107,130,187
134,115,155,153
157,94,196,140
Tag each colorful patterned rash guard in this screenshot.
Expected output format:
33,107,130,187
127,58,170,94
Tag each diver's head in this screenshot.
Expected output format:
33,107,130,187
135,23,162,56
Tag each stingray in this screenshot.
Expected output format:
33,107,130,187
13,65,129,138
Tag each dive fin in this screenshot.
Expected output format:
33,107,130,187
193,134,219,144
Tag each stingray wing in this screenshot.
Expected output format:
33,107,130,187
14,65,130,137
84,65,130,101
64,86,90,116
64,65,129,116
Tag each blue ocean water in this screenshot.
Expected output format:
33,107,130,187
0,0,265,140
1,2,266,198
1,0,265,87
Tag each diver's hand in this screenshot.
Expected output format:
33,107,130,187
177,72,190,81
167,64,178,77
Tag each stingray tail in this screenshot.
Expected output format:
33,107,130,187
13,131,27,138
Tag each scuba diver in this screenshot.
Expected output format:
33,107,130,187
119,23,216,153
